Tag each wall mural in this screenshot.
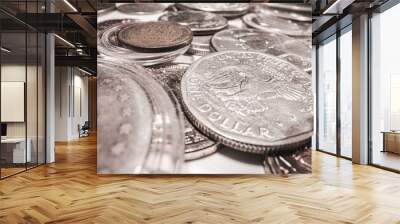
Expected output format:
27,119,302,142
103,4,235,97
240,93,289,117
97,3,313,175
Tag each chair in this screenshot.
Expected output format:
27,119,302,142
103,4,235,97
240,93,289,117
79,121,90,138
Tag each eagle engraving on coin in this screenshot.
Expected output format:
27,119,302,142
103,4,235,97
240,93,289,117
181,51,313,154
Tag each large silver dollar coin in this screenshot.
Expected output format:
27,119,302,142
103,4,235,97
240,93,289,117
147,63,218,160
159,10,228,35
243,13,311,37
118,21,193,50
181,51,313,154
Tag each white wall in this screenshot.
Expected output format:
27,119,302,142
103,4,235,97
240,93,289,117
1,65,37,138
54,66,89,141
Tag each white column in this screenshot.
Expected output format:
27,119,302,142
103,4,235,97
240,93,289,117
46,33,55,163
45,1,55,163
352,14,369,164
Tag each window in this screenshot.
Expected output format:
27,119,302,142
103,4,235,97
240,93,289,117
339,27,352,158
370,2,400,171
317,35,337,154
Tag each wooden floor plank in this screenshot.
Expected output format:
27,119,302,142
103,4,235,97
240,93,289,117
1,134,400,223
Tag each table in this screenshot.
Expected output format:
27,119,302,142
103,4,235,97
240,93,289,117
382,131,400,154
1,138,31,164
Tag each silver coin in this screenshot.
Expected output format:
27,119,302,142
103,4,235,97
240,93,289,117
185,144,219,161
273,10,311,23
279,53,312,73
228,18,247,29
159,10,228,35
281,38,311,59
264,3,311,13
188,35,212,56
98,60,153,174
147,63,218,159
116,3,171,15
98,59,185,174
264,146,311,175
211,29,311,58
97,4,115,15
242,13,311,37
211,28,290,56
254,4,311,22
176,3,249,18
181,51,313,154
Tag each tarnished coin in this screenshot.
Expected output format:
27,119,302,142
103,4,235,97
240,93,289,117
176,3,249,18
159,10,228,35
116,3,171,14
211,28,290,56
98,23,189,66
147,63,218,160
279,53,312,73
118,21,193,50
181,51,313,154
243,13,311,37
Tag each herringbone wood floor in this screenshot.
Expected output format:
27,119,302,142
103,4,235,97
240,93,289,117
1,135,400,224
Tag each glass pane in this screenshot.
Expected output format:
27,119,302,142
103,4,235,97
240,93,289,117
317,36,337,154
27,31,38,169
38,33,45,165
340,28,352,158
371,3,400,171
1,30,27,177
